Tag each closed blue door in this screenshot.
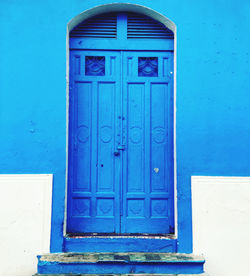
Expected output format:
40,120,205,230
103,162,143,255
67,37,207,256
67,50,122,233
67,50,174,234
121,51,174,234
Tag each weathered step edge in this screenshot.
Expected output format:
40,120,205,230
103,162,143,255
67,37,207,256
37,253,205,275
38,253,205,264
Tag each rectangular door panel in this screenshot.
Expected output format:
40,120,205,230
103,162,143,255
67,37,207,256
74,81,92,192
127,83,145,193
97,82,115,193
151,83,168,193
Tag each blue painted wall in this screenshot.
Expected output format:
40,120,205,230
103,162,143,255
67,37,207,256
0,0,250,253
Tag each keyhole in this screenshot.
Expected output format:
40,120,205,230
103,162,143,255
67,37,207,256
101,164,104,167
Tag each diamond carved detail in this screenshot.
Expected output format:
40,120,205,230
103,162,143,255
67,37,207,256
85,56,105,76
97,199,114,217
154,203,166,214
151,199,168,218
138,57,158,77
73,198,90,217
130,205,142,215
100,203,112,214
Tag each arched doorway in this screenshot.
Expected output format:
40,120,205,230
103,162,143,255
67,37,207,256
67,11,174,235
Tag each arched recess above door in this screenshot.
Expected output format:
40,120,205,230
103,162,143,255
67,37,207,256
68,3,176,32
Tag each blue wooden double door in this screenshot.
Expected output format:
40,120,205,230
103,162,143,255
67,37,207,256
68,50,174,234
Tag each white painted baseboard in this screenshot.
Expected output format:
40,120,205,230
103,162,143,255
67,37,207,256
0,174,53,276
192,176,250,276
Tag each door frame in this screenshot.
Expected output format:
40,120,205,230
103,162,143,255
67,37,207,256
65,3,178,247
49,3,192,254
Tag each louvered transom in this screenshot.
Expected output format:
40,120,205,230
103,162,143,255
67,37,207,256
127,13,174,39
70,12,174,41
70,13,117,38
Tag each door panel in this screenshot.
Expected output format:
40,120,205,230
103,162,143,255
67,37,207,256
121,51,174,234
68,50,174,234
67,51,121,233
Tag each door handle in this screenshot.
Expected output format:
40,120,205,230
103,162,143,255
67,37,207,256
114,144,125,156
117,144,125,150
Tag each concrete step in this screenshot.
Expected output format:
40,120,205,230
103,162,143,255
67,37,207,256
36,253,205,275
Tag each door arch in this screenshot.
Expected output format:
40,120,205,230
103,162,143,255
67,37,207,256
67,10,175,235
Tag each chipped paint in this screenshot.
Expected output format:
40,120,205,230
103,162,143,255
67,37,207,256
37,252,205,274
39,252,205,263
